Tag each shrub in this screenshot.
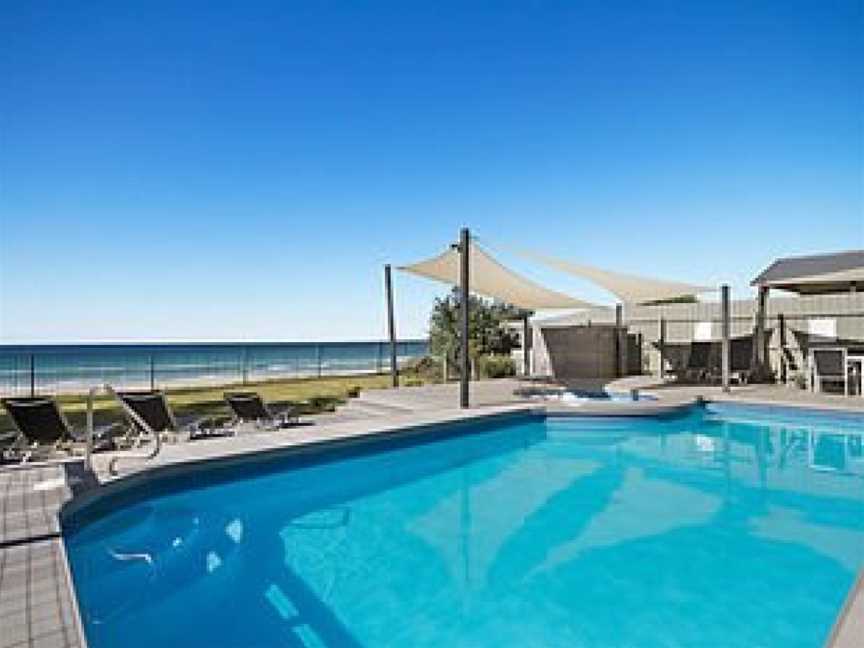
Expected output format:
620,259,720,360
792,371,807,390
478,355,515,379
306,395,340,412
346,385,361,398
407,355,445,382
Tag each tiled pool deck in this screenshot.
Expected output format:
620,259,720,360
1,379,862,647
0,465,82,648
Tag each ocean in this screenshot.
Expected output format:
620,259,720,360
0,340,428,396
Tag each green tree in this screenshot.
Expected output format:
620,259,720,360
428,288,523,370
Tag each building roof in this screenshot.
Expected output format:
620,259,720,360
399,241,598,311
751,250,864,294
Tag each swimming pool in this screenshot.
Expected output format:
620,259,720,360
63,404,864,647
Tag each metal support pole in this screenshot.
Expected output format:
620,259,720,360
384,264,399,388
149,354,156,390
522,312,531,377
721,284,731,393
241,348,249,385
615,304,625,378
29,354,35,397
658,317,667,379
459,228,470,408
754,285,768,376
778,313,787,384
316,344,322,378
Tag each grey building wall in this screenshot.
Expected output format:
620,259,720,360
535,325,618,379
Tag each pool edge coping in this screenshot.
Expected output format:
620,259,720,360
58,404,543,648
54,397,864,648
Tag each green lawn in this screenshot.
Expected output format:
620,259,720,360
1,373,407,432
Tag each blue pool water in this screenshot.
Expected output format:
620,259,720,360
64,405,864,647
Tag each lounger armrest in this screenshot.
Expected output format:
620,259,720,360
186,414,235,434
269,403,300,423
0,429,21,445
68,421,126,443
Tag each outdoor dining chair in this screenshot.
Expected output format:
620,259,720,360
810,347,848,395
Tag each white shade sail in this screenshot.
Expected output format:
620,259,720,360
399,242,596,310
518,252,714,304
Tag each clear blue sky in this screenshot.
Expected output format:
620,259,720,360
1,1,861,342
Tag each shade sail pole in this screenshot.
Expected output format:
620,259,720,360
721,284,731,393
384,264,398,388
460,228,470,408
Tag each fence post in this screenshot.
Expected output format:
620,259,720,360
149,354,155,391
242,347,249,385
316,344,322,378
30,354,35,397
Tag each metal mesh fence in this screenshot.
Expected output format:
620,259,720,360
0,341,428,396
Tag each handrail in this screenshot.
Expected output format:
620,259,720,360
91,385,163,476
107,384,163,475
84,385,100,472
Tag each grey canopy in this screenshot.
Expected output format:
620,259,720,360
752,250,864,294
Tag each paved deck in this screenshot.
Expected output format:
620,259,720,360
2,378,863,647
0,465,82,648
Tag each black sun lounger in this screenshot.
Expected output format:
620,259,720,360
113,390,233,441
224,392,299,430
1,396,118,462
